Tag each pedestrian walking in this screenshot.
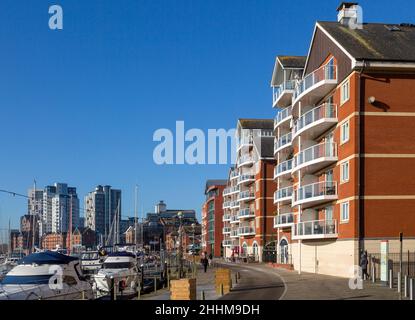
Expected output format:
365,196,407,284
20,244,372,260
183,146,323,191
202,254,209,273
360,251,369,280
208,253,213,266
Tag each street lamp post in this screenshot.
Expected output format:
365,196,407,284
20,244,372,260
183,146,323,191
191,223,196,278
177,212,184,279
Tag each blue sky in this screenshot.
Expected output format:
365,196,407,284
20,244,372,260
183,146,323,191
0,0,413,229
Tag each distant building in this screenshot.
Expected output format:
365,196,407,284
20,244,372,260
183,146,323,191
84,185,122,243
201,180,227,257
19,214,40,252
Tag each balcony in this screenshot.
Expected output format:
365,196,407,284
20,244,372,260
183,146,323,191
238,208,255,220
223,186,240,196
273,186,293,205
292,219,338,240
292,142,337,174
238,174,255,186
222,239,234,247
293,103,337,139
238,190,255,202
293,64,338,111
293,181,338,208
274,159,293,180
222,201,231,209
274,132,292,155
222,214,231,222
230,201,240,210
273,80,295,108
238,226,256,237
274,106,292,130
223,227,231,234
230,170,239,181
237,154,254,168
237,135,253,150
230,230,239,238
230,215,239,224
273,213,295,228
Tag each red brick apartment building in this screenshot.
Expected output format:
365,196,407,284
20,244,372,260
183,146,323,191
222,119,277,262
271,2,415,277
201,180,227,257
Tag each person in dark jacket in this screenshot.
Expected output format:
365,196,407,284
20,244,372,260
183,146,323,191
360,251,369,280
202,251,209,273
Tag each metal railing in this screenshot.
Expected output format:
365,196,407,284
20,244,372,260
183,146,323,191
230,171,239,179
222,227,231,234
238,208,255,218
230,230,239,238
238,191,254,201
293,103,337,134
274,132,292,151
223,185,239,196
273,80,295,104
274,213,294,226
238,154,254,166
294,219,337,237
274,186,293,202
222,201,231,209
238,175,255,184
275,159,293,177
222,214,231,222
293,142,337,169
294,181,337,202
230,215,239,224
274,106,292,127
238,226,255,236
294,64,337,100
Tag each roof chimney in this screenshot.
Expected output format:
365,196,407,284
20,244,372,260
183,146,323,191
337,2,361,27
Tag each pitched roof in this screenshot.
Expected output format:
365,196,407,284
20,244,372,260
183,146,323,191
318,21,415,62
277,55,307,68
238,119,274,130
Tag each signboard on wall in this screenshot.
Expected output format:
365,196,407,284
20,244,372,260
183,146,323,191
380,240,389,282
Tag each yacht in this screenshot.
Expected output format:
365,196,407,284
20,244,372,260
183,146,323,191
93,251,140,297
0,251,93,300
80,251,104,276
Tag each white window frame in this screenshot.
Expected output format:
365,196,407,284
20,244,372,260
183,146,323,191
340,120,350,144
340,79,350,105
340,161,350,183
340,201,350,222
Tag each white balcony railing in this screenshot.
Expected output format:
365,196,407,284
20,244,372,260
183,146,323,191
238,154,254,167
274,132,292,153
222,214,231,222
274,106,293,128
294,219,338,239
222,239,234,246
293,103,337,136
230,230,239,238
238,174,255,184
238,226,255,236
230,215,239,224
293,142,337,171
230,200,240,209
223,185,240,196
230,170,239,180
273,80,295,105
274,159,293,179
238,191,255,202
238,208,255,219
294,64,337,101
238,135,253,149
274,186,293,203
223,201,231,209
274,213,294,227
294,181,337,205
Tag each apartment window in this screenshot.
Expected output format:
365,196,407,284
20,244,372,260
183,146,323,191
341,79,350,105
325,206,333,221
341,161,350,183
341,202,350,222
340,120,350,144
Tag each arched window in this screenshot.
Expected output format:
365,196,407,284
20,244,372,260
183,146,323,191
242,242,248,257
252,242,259,261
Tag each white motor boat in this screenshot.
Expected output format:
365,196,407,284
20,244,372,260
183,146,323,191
93,251,140,297
80,251,104,276
0,257,20,280
0,251,93,300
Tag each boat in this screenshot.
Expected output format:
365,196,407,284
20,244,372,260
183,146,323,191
0,251,93,300
93,251,140,297
80,251,104,276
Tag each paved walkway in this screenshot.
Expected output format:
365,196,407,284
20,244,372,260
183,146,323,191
220,262,404,300
141,263,228,300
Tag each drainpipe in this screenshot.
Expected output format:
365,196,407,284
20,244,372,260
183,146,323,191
357,60,366,261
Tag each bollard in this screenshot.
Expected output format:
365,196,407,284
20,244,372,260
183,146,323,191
167,272,170,290
237,272,241,280
371,264,376,283
398,272,402,293
137,283,141,300
81,290,85,300
220,283,224,296
404,275,408,298
234,273,238,284
154,276,157,293
200,290,205,300
389,270,393,289
410,278,414,301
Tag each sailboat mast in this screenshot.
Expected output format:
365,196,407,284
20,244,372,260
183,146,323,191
31,180,36,253
134,185,138,247
8,218,11,257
